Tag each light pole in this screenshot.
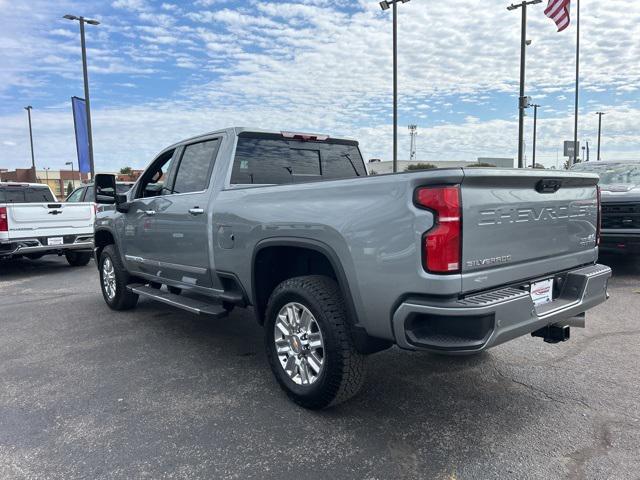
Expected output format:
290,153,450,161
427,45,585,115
380,0,410,173
596,111,605,161
65,161,79,189
531,103,540,168
507,0,542,168
63,14,100,178
44,167,50,189
24,106,36,172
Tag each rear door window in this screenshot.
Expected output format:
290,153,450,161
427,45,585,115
84,186,95,202
172,139,221,194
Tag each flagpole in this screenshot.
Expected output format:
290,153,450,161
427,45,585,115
572,0,580,165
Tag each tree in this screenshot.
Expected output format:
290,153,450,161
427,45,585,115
66,182,74,196
406,163,437,171
119,166,133,175
467,162,496,168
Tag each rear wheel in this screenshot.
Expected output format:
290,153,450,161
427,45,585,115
265,275,366,409
65,251,92,267
99,245,138,311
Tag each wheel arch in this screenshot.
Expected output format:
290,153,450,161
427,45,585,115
251,238,359,328
94,228,116,264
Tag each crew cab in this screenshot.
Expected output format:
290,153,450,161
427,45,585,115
572,160,640,254
92,127,611,409
0,182,94,265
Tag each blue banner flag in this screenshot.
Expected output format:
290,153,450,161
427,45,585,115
71,96,91,174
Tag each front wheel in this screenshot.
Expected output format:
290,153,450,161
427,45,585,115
99,245,138,311
65,251,92,267
265,275,366,409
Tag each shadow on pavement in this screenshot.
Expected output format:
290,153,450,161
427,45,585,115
0,256,92,280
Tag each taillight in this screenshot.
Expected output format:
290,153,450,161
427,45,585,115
0,207,8,232
596,185,601,246
415,186,461,274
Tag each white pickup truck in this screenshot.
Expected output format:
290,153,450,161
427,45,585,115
0,182,95,266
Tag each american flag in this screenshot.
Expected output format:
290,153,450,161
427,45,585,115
545,0,571,32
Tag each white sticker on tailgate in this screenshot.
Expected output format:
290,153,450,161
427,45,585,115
47,237,64,246
531,278,554,307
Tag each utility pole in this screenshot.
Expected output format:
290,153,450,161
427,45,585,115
64,14,100,178
596,111,605,161
531,104,540,168
24,106,36,172
408,124,417,162
508,0,542,169
380,0,411,173
572,0,580,167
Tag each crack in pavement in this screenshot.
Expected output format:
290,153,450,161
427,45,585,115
491,362,591,409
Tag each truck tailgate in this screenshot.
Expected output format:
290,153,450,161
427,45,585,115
460,169,599,292
6,202,94,239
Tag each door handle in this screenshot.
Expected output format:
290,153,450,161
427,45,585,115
189,207,205,216
144,210,156,216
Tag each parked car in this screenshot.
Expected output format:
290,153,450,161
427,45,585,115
0,182,94,265
572,160,640,254
92,127,611,409
66,182,134,203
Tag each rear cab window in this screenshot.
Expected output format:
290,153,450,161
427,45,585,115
230,132,366,185
0,185,55,203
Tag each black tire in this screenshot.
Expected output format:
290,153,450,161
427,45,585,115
99,244,138,311
25,253,45,260
265,275,366,409
149,282,161,289
65,251,92,267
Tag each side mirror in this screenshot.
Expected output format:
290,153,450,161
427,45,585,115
94,174,118,204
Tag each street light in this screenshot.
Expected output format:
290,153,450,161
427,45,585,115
596,111,605,161
24,106,36,175
531,103,540,168
63,14,100,178
65,161,80,189
507,0,542,168
379,0,411,173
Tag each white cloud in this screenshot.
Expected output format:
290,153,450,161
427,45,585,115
0,0,638,172
111,0,148,12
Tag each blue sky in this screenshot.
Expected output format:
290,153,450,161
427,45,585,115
1,0,639,172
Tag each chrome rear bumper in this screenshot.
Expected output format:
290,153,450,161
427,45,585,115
0,236,94,257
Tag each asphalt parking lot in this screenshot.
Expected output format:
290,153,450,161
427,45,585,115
1,255,639,480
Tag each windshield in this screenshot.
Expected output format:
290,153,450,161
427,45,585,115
572,162,640,187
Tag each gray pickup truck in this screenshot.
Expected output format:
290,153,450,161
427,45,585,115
572,160,640,254
93,127,611,409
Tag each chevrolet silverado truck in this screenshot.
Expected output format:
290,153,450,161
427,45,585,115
0,182,94,265
92,127,611,409
572,160,640,255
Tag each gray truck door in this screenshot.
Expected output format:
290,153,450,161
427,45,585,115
141,138,221,289
123,148,179,278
